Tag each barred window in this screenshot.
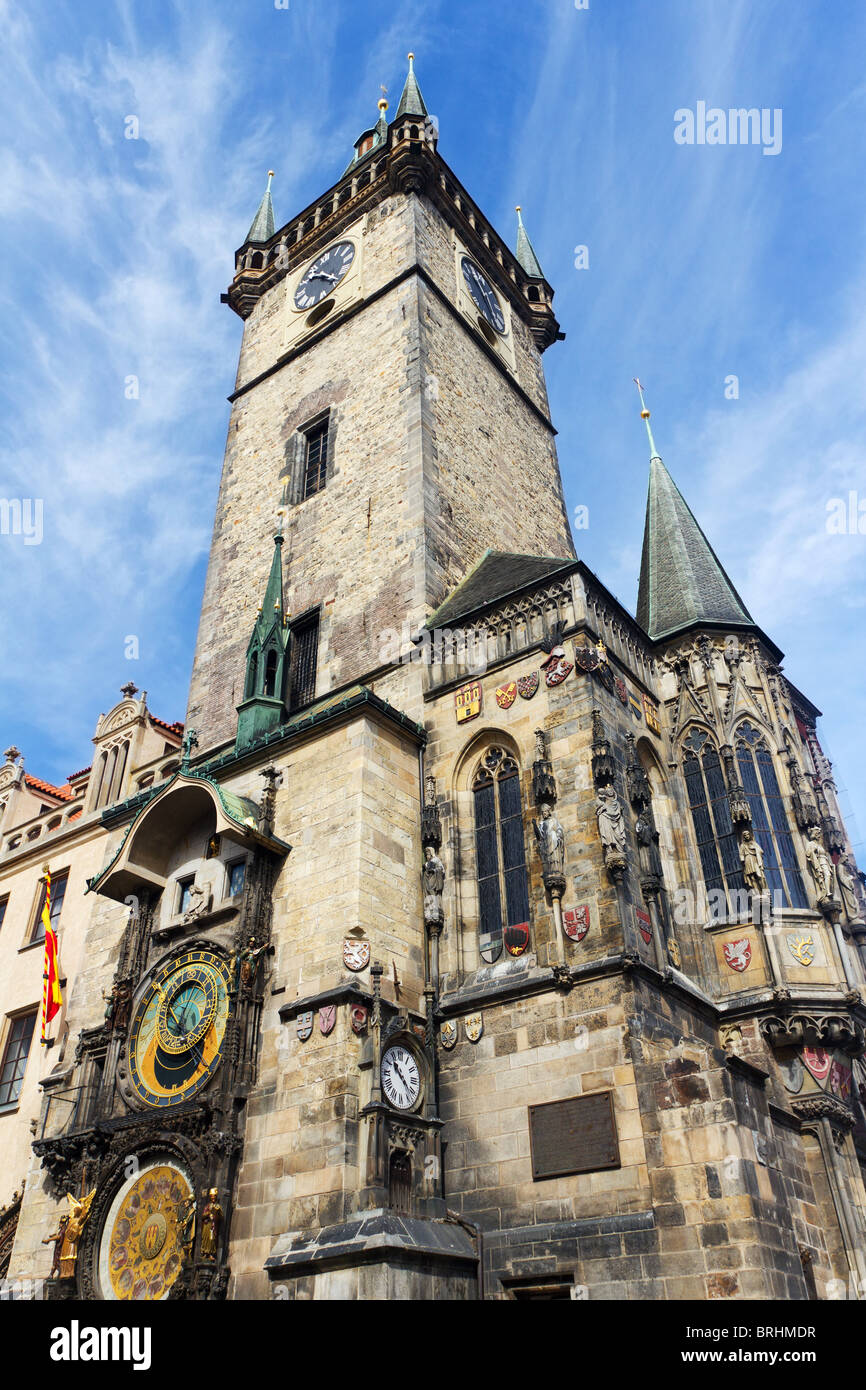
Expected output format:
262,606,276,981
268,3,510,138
735,721,808,908
682,729,744,918
289,614,319,711
302,418,329,499
472,747,530,963
0,1012,36,1108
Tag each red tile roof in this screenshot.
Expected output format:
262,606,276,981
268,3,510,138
151,717,184,738
66,766,92,782
24,774,74,802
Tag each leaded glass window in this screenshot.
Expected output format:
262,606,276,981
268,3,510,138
682,729,744,918
735,721,808,909
472,748,530,963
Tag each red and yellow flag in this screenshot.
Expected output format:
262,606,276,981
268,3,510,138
41,870,62,1044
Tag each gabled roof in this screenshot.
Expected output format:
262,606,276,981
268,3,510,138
425,550,576,630
24,774,74,802
636,455,756,642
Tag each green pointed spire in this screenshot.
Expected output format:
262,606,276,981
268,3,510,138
394,52,428,120
246,170,275,243
515,206,545,279
236,534,289,749
635,404,756,642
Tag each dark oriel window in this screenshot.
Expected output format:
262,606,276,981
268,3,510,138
472,747,530,963
0,1012,36,1108
735,721,808,908
31,870,68,944
177,877,195,915
682,729,744,918
0,895,8,933
264,648,278,697
289,614,319,710
302,417,329,499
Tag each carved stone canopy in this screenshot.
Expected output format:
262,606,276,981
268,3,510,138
760,1012,864,1058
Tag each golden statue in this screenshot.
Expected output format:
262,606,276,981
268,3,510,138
59,1189,96,1279
200,1188,222,1261
42,1214,68,1278
177,1193,196,1257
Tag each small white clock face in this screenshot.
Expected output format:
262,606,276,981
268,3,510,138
381,1045,421,1110
294,240,356,309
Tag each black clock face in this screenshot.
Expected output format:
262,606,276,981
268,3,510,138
294,241,356,309
461,257,506,334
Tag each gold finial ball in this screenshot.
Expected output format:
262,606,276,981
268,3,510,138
408,51,414,61
515,205,521,213
268,170,275,177
641,409,651,420
378,98,388,111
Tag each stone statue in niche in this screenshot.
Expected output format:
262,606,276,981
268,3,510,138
181,881,212,924
231,936,267,995
595,784,627,857
805,826,836,903
533,803,565,883
200,1189,222,1262
634,812,663,880
739,829,768,896
422,845,445,927
836,856,863,923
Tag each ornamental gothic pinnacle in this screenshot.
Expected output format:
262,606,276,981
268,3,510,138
2,52,865,1309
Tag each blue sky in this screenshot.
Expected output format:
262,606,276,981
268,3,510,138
1,0,864,849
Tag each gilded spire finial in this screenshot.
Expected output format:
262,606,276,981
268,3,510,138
633,378,662,462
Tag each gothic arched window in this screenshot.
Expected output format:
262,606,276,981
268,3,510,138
682,728,744,916
264,649,278,698
472,747,530,963
735,721,808,908
246,650,258,700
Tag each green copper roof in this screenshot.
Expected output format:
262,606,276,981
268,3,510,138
246,171,275,243
636,456,755,641
394,53,428,120
342,108,389,177
515,207,544,279
250,534,285,645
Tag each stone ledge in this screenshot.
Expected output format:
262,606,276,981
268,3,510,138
265,1209,478,1273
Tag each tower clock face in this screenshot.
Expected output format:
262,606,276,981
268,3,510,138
294,240,356,309
460,256,506,334
381,1044,421,1111
126,949,232,1108
98,1160,193,1301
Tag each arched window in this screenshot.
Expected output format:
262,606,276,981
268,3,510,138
99,746,119,809
472,747,530,962
246,650,258,699
735,721,808,908
682,728,744,916
264,649,278,697
111,741,129,803
92,751,108,808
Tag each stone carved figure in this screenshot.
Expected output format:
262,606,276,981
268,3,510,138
232,937,267,994
634,813,663,880
103,978,132,1032
533,803,565,881
422,845,445,927
59,1189,96,1279
200,1189,222,1262
836,856,863,923
805,827,836,902
595,785,627,856
181,881,212,924
739,829,768,896
42,1214,68,1279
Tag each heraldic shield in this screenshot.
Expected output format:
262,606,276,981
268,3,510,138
464,1013,483,1043
440,1019,457,1050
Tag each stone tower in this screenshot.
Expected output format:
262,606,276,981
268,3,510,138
186,58,574,752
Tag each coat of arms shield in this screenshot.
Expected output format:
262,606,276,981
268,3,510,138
504,921,530,957
541,648,573,687
636,908,652,944
722,937,752,972
517,671,539,700
440,1019,458,1050
803,1046,832,1082
786,933,815,967
573,643,600,673
563,905,590,942
296,1010,313,1042
495,682,517,710
828,1060,852,1100
318,1004,337,1036
350,1005,368,1034
343,938,370,972
464,1012,483,1043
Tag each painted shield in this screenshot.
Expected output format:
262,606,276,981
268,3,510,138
828,1060,852,1101
723,938,752,972
573,643,600,673
455,680,482,724
595,662,615,694
643,695,661,735
778,1054,805,1095
563,905,590,942
636,908,652,945
350,1005,368,1035
296,1010,313,1042
504,921,530,957
479,928,503,965
318,1004,337,1036
343,938,370,972
802,1046,832,1082
495,681,517,710
517,671,539,700
464,1012,483,1043
667,938,682,969
628,691,643,723
440,1020,458,1050
786,933,815,967
541,649,573,687
615,677,628,706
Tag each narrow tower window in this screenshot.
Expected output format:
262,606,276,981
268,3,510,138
302,417,329,499
682,730,744,917
735,722,808,908
289,614,319,710
472,747,530,962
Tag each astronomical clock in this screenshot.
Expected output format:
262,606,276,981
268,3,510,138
33,762,289,1302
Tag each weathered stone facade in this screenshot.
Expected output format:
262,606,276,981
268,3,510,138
3,61,866,1303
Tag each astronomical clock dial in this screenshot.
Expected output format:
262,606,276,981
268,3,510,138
126,949,232,1108
381,1044,421,1111
294,240,356,309
98,1161,193,1301
460,256,506,334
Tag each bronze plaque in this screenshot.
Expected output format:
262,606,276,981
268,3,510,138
528,1092,619,1180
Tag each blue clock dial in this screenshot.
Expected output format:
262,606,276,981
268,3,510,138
294,240,356,309
461,257,506,334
